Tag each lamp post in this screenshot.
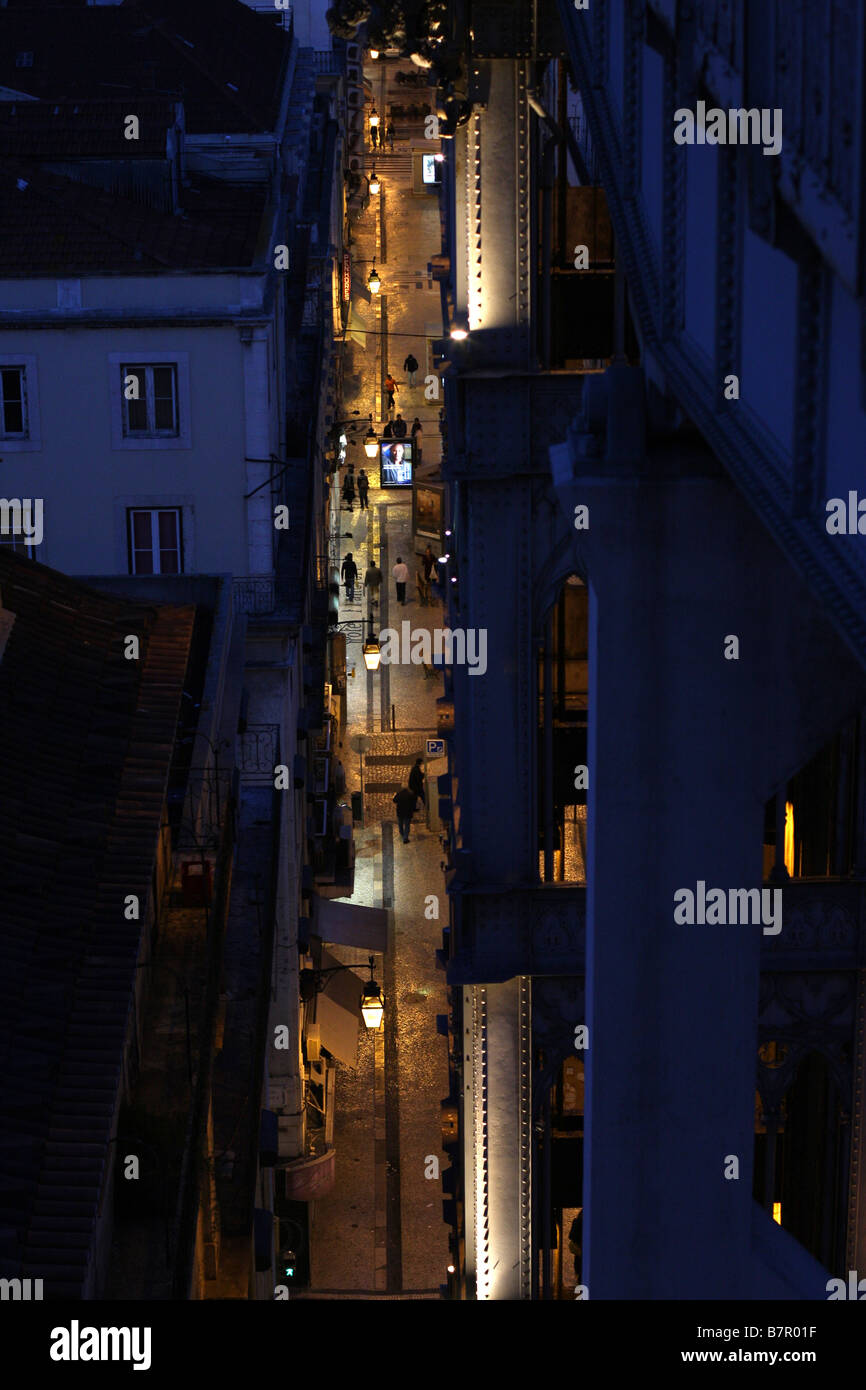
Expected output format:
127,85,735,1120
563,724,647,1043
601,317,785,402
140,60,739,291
299,955,384,1029
363,415,379,458
330,616,381,671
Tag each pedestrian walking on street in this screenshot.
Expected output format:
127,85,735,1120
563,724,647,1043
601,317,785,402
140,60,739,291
403,352,419,388
364,561,383,607
393,785,418,843
408,756,426,805
341,552,358,602
411,416,423,462
384,372,397,411
422,544,436,582
383,419,394,438
386,120,395,151
357,468,369,510
392,555,410,606
370,121,379,149
393,413,407,438
341,472,355,511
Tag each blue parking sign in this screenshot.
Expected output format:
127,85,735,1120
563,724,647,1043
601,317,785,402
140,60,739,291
426,738,445,758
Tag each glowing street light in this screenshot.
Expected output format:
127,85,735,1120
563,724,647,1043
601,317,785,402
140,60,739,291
369,107,380,131
369,169,381,195
370,48,380,59
363,416,379,458
299,955,384,1030
360,975,385,1029
362,616,381,671
367,265,381,294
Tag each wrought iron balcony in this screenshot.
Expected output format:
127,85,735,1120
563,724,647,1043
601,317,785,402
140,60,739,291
232,576,296,617
239,724,280,783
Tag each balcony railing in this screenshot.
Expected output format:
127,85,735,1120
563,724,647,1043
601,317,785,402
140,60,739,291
240,724,280,783
312,49,343,75
232,576,295,617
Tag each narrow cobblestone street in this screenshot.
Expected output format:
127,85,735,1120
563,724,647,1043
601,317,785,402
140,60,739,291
304,56,450,1297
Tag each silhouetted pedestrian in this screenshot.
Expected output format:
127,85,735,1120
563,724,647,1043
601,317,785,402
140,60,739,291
403,352,419,387
393,785,418,843
357,468,369,510
416,567,429,606
364,562,383,606
392,556,409,605
341,474,355,511
341,552,358,601
422,544,436,581
411,416,423,462
409,757,426,804
386,121,395,151
393,413,407,438
383,419,394,438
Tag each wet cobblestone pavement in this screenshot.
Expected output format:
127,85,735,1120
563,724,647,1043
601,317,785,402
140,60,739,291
305,60,450,1297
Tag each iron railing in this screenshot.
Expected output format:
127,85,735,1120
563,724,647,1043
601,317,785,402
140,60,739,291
232,576,295,616
312,49,343,75
240,724,281,782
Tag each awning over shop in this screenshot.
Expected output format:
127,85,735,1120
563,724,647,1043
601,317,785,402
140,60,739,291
312,896,388,953
314,948,364,1067
346,303,368,347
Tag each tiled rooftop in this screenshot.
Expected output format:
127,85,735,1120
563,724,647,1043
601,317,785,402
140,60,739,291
0,0,291,135
0,550,195,1296
0,100,180,161
0,157,270,272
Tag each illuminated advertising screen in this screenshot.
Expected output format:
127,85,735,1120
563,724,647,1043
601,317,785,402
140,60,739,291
422,154,442,185
379,439,413,487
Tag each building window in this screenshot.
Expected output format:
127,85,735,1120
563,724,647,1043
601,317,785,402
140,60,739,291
127,508,182,574
15,52,34,69
0,367,27,438
109,352,191,451
121,364,179,438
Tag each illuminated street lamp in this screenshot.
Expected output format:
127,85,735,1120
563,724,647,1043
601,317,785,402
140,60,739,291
370,48,380,59
331,616,381,672
363,416,379,458
299,955,384,1030
362,628,382,672
369,107,380,132
369,168,381,195
360,969,385,1029
450,324,468,341
367,265,381,294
